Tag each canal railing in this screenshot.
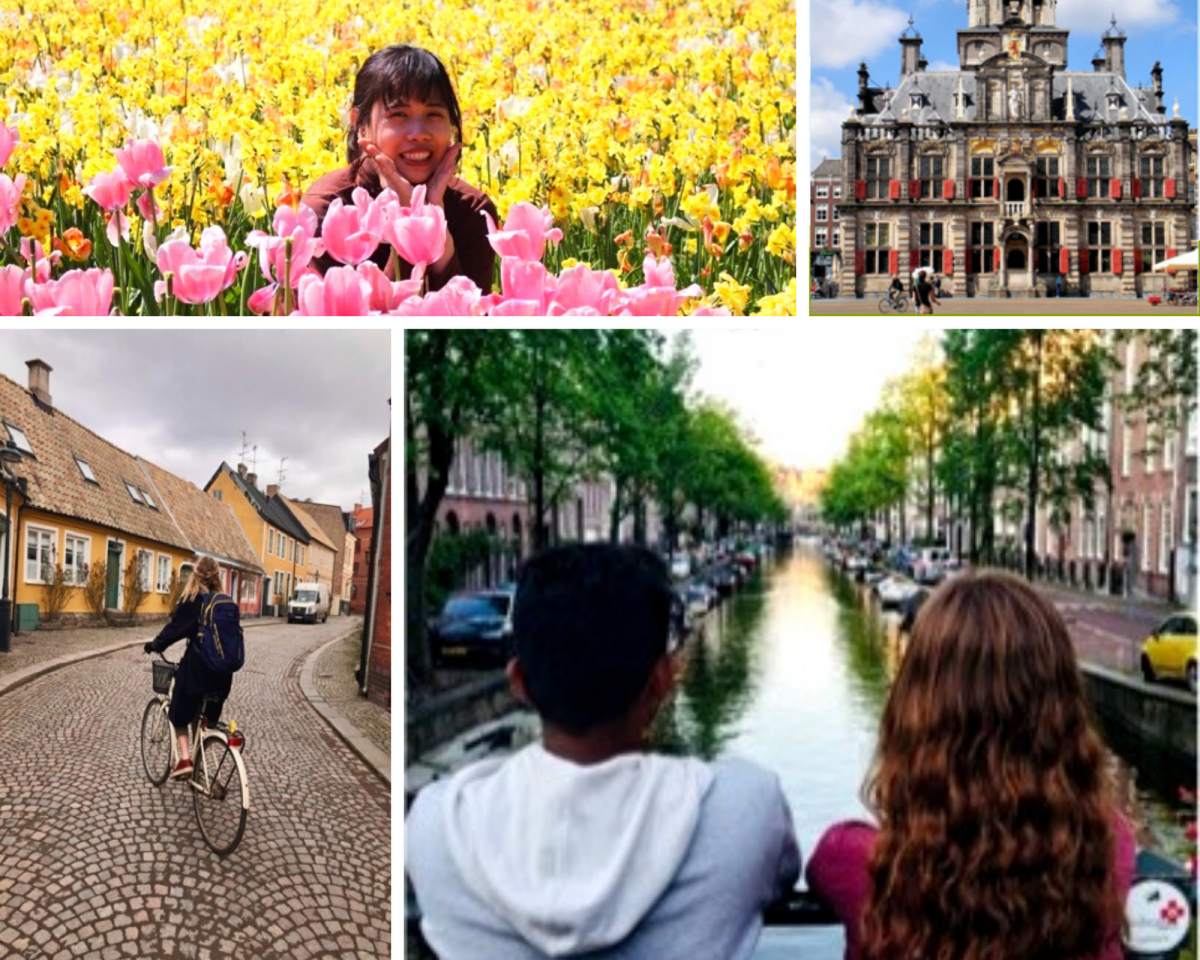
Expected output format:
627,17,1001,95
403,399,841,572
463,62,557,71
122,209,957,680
407,847,1196,959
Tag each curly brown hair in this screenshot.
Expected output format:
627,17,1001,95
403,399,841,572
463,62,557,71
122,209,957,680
861,571,1123,960
180,556,223,604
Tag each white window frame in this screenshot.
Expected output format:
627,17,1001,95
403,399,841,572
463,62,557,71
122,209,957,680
139,488,157,510
832,229,841,246
816,185,829,199
25,524,57,584
124,482,144,505
4,422,33,455
1121,424,1131,477
155,553,171,593
1145,423,1157,473
136,549,153,591
815,228,828,247
1142,502,1154,572
1159,504,1172,575
1163,428,1176,472
816,207,829,222
268,529,275,555
212,488,223,501
63,532,91,586
833,184,842,198
75,457,98,483
832,206,841,222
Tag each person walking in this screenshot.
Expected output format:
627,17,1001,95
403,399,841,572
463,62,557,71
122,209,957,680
1057,273,1064,298
914,272,940,315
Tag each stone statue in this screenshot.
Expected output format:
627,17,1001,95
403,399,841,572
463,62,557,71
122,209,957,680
1174,98,1181,118
1008,85,1022,118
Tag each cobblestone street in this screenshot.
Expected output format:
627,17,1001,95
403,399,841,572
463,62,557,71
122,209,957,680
0,617,390,960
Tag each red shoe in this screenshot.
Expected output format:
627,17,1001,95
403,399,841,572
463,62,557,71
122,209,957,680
170,759,194,780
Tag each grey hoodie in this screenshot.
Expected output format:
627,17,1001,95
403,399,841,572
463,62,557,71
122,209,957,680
406,745,800,960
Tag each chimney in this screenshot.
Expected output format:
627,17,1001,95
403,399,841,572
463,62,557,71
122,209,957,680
237,462,247,477
353,503,362,513
267,484,279,498
1092,49,1106,72
1102,15,1125,80
900,36,922,77
246,472,257,488
858,62,872,112
26,359,52,408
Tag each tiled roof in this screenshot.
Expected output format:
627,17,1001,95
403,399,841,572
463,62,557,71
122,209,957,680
812,158,843,178
205,462,312,543
300,501,356,544
279,495,338,552
0,374,191,550
137,458,264,573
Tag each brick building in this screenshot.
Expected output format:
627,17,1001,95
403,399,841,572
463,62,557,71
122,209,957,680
295,500,356,614
811,158,843,289
349,504,373,616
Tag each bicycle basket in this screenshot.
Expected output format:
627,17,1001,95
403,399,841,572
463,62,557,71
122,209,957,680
151,660,176,694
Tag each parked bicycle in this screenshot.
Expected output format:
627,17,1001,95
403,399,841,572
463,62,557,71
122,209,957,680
141,652,249,856
878,294,909,313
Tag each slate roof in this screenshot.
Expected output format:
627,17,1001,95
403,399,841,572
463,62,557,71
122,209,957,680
0,372,264,571
812,158,842,178
1,373,190,551
204,462,312,544
862,70,1165,126
137,458,263,573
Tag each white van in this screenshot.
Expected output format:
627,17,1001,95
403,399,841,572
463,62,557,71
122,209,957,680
288,582,330,623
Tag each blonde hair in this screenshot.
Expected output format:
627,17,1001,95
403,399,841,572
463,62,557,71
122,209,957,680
180,556,223,603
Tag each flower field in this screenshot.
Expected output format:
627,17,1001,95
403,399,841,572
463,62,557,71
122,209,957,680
0,0,796,315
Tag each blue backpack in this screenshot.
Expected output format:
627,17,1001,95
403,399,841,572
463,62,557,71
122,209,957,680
196,592,245,674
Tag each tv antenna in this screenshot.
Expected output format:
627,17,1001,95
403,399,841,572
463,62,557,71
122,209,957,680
277,456,288,488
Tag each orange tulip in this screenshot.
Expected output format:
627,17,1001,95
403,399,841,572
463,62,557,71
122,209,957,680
53,227,93,262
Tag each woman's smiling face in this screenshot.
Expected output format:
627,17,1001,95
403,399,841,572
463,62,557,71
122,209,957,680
362,97,455,185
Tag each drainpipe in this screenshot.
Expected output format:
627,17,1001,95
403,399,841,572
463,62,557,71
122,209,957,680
360,445,389,698
12,493,26,635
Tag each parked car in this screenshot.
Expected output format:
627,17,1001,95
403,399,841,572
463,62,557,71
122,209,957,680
708,563,739,597
899,587,931,632
912,548,950,585
669,553,692,580
878,576,920,611
1140,614,1197,693
428,591,515,668
288,582,330,623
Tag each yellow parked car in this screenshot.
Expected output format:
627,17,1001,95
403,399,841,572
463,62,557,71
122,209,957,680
1140,613,1197,693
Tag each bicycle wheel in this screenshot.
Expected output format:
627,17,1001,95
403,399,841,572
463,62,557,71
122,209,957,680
877,298,891,314
192,731,248,856
140,699,172,786
898,297,910,313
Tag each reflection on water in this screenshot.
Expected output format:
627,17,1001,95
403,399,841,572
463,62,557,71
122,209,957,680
659,542,1195,878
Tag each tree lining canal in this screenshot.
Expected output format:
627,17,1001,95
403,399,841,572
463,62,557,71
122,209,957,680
659,543,1195,959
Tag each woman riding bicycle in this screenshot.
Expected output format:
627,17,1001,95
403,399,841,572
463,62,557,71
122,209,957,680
143,557,232,781
887,274,904,305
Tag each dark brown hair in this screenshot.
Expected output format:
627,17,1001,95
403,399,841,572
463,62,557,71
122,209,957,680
862,571,1123,960
346,45,462,178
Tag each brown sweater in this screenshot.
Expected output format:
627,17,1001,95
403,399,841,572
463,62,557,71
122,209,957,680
301,165,498,294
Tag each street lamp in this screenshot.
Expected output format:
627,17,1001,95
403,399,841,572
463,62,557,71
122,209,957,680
0,440,25,654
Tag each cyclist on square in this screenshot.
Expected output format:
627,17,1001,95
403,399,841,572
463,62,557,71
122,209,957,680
143,556,231,781
887,274,904,306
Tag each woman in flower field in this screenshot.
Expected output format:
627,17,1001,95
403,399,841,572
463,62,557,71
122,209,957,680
302,45,499,294
0,0,795,314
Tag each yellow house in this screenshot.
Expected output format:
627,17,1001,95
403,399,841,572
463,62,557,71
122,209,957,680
205,462,314,615
0,360,264,626
279,495,338,590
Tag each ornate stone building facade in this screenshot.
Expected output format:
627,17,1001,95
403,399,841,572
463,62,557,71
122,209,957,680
839,0,1194,299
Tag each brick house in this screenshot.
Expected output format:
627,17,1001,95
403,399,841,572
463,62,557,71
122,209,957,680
811,157,843,289
295,500,356,614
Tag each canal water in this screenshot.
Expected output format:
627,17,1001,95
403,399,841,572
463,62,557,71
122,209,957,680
657,541,1196,960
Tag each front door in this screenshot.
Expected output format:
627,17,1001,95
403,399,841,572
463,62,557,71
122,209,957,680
105,543,122,609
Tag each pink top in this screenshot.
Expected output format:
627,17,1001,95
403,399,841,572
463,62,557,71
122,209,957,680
806,816,1137,960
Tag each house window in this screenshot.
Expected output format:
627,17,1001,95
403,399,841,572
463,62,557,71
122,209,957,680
968,221,995,273
212,488,222,501
816,207,829,222
1033,157,1059,198
969,157,995,198
865,157,890,199
3,422,33,456
832,229,841,246
124,482,144,505
1086,221,1113,273
832,205,840,222
269,529,275,554
139,489,157,509
280,536,287,559
137,549,153,591
25,526,55,583
833,184,842,199
75,457,98,483
1146,425,1157,473
1139,156,1165,198
911,94,922,111
1108,94,1120,111
918,222,944,269
273,570,284,598
1141,502,1154,572
816,185,829,199
64,534,89,584
1163,428,1176,472
1035,221,1061,274
815,227,828,247
1086,156,1112,198
918,156,945,199
288,539,294,562
156,554,171,593
1121,424,1131,477
864,223,891,274
1159,504,1172,574
1141,222,1166,271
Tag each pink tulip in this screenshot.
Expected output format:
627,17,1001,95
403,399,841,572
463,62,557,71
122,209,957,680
83,170,134,212
0,173,27,234
246,204,324,287
380,185,446,275
114,139,173,188
136,189,162,222
616,254,704,316
154,226,246,304
18,237,60,284
321,188,384,266
105,210,131,247
27,268,115,316
356,261,421,312
248,284,278,316
484,202,563,262
0,264,25,315
294,265,372,316
392,275,484,316
0,123,18,169
548,264,620,316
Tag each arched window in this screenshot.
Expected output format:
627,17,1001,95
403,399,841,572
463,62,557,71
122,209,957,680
1007,248,1027,270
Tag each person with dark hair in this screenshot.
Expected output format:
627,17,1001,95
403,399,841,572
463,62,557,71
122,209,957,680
806,572,1135,960
406,543,799,960
302,44,498,292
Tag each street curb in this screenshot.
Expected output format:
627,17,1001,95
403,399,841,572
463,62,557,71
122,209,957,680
299,628,391,790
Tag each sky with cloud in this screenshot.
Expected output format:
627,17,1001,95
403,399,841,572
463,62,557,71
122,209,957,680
809,0,1198,170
